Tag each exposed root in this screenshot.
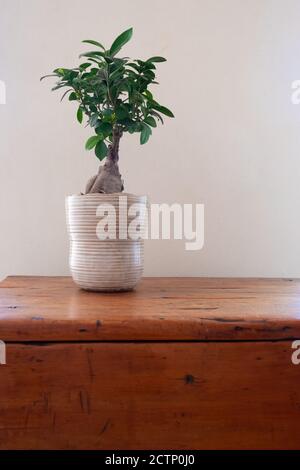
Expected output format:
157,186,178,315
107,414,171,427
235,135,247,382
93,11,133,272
85,126,124,194
85,159,124,194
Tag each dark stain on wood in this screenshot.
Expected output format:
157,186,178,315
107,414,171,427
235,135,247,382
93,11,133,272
234,326,250,332
79,390,90,414
99,419,110,435
259,326,292,333
184,374,195,385
200,317,245,323
29,356,43,363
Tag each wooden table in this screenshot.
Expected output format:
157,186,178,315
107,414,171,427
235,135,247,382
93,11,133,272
0,276,300,449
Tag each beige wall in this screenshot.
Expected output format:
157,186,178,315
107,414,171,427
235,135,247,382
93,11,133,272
1,0,300,279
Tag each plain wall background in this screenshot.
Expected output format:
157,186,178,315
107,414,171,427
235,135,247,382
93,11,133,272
1,0,300,279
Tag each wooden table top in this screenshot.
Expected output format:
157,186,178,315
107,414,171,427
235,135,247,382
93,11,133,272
0,276,300,342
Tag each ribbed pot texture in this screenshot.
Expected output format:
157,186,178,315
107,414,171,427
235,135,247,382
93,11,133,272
66,193,147,292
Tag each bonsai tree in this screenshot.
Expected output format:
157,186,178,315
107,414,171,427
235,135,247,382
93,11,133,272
41,27,174,194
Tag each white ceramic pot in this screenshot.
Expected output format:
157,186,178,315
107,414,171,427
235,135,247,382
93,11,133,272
66,193,147,292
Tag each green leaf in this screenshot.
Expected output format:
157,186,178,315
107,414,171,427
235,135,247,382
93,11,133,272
127,62,140,72
53,68,66,76
143,90,153,100
146,56,167,63
85,135,101,150
82,39,105,50
79,51,106,59
51,83,66,91
144,116,157,127
116,106,128,120
143,69,155,80
40,74,57,81
140,123,152,145
79,62,91,71
89,114,99,127
95,140,108,160
157,105,174,117
127,122,141,134
60,89,73,102
150,110,164,124
95,122,112,137
109,27,133,57
69,92,77,101
102,109,114,122
144,62,156,70
87,57,103,65
151,102,174,117
77,107,83,123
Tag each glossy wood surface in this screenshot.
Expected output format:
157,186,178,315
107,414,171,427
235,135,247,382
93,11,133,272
1,276,300,341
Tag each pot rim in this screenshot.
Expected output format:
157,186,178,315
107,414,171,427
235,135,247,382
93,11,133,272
66,192,147,200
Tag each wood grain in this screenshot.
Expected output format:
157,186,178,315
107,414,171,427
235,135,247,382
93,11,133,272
1,277,300,341
0,341,299,450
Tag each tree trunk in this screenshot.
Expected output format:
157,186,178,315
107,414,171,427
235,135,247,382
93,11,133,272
85,126,124,194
